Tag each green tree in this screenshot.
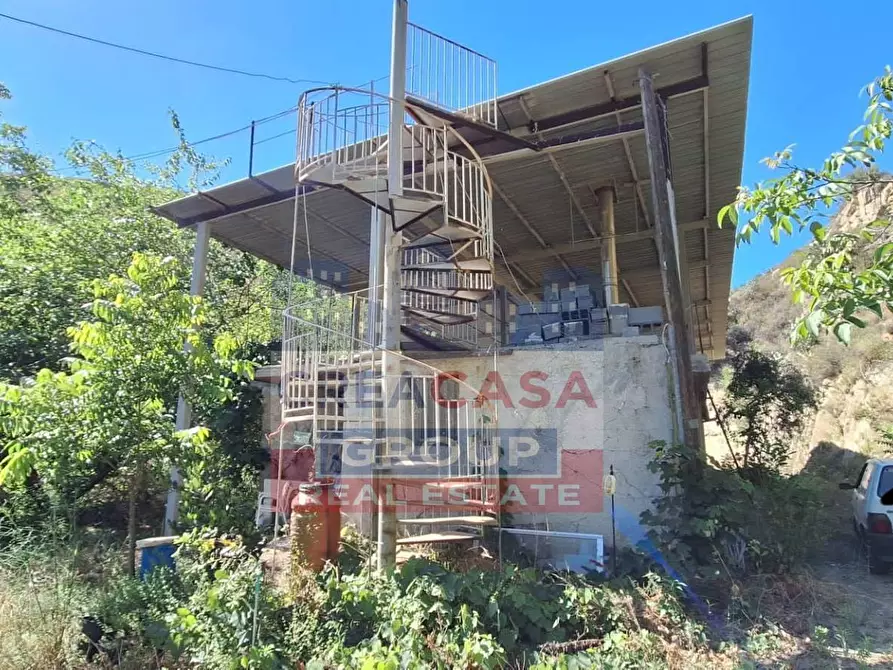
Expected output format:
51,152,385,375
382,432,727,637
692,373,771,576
0,254,254,573
0,84,287,381
719,67,893,344
719,348,816,474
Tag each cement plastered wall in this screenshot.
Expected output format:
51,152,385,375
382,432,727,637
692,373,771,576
425,335,674,548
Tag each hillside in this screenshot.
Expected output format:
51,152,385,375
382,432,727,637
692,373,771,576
707,182,893,467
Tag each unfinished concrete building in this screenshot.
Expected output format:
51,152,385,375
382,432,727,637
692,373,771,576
156,5,752,569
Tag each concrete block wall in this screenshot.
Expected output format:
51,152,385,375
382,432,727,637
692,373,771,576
425,336,674,550
257,337,677,555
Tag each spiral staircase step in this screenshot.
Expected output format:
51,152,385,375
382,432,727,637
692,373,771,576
402,258,492,273
403,225,482,249
396,531,477,546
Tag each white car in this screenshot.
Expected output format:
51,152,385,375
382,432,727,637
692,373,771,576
840,458,893,574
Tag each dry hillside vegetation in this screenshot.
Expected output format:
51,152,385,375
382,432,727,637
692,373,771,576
711,181,893,465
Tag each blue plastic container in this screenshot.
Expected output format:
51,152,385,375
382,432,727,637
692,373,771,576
136,536,177,578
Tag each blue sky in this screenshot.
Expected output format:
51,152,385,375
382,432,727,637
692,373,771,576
1,0,891,287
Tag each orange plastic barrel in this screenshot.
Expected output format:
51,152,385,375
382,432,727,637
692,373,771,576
290,481,340,572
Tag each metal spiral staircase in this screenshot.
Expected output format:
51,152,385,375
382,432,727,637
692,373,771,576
281,290,500,549
281,20,501,555
295,88,495,339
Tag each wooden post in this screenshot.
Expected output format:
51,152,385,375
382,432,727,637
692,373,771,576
639,68,701,448
496,286,509,346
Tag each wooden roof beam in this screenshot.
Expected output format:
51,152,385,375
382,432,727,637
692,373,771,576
522,46,709,134
621,278,641,307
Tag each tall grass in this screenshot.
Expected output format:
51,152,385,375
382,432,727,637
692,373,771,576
0,530,86,668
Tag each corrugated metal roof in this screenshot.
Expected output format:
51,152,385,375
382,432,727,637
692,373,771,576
154,16,753,359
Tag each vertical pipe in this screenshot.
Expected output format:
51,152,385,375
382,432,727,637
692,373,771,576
597,186,619,306
368,208,384,347
163,220,211,534
248,121,256,178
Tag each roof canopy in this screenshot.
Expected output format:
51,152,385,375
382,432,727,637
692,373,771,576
154,16,752,359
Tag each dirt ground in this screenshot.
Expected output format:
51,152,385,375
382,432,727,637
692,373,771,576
745,506,893,669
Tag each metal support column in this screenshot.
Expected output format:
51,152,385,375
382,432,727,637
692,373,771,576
596,187,619,305
367,208,385,346
163,220,211,534
375,0,408,571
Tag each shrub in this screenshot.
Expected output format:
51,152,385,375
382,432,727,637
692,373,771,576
641,440,828,575
164,529,290,669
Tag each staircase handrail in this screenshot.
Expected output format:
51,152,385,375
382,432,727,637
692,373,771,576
283,294,493,408
296,85,495,200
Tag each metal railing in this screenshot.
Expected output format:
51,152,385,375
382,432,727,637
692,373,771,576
401,266,493,294
280,291,498,504
402,314,480,348
401,291,477,322
403,123,493,238
406,22,498,127
295,90,494,261
296,89,389,182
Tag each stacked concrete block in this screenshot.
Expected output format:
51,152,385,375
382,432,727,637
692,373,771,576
510,311,560,345
608,304,629,335
628,306,664,333
503,276,636,346
576,294,594,310
544,282,561,302
590,308,609,337
563,320,588,338
542,321,562,341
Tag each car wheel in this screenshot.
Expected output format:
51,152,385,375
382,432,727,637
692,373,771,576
868,546,891,575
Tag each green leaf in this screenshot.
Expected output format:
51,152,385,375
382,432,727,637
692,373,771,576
834,322,852,345
0,448,31,487
805,310,823,337
874,242,893,264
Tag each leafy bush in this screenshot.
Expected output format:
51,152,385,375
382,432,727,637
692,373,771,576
286,557,715,668
0,525,763,669
164,530,290,669
178,440,264,540
642,440,830,575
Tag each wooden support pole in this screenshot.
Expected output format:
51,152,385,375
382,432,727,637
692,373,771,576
496,285,509,346
639,68,701,449
678,232,695,348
